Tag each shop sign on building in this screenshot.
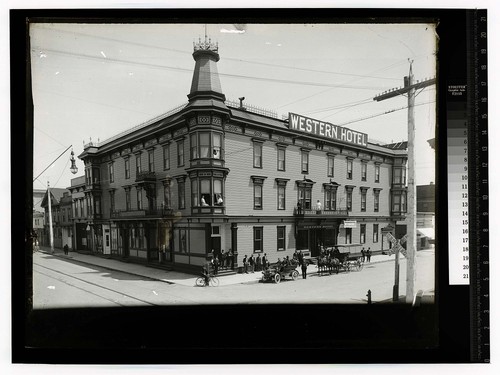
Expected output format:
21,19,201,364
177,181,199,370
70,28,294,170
343,220,357,228
289,112,368,148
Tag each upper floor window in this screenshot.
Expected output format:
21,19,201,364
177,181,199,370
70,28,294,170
375,164,380,183
360,188,368,212
125,158,130,179
109,190,115,213
392,190,407,213
254,184,263,210
277,186,286,210
361,162,367,181
324,187,337,211
253,141,263,168
345,186,354,212
191,132,223,160
191,177,224,207
125,188,131,211
163,180,171,208
327,155,335,177
135,154,142,175
347,158,353,180
163,144,170,170
374,189,381,212
136,188,143,210
148,150,155,172
277,148,286,171
301,150,309,174
298,185,312,210
393,167,406,185
109,163,114,183
177,139,185,167
177,178,186,209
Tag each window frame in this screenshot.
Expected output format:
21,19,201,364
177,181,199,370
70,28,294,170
301,150,309,174
375,164,380,183
360,223,366,244
277,226,286,251
347,158,353,180
148,149,155,172
327,155,335,177
177,178,186,209
373,224,379,243
177,139,185,167
253,226,264,253
277,147,286,171
361,162,367,181
163,144,170,170
253,141,263,168
109,162,114,183
125,158,130,179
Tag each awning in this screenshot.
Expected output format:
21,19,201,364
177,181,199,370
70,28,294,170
417,228,435,239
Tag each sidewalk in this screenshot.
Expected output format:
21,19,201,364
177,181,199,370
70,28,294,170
37,246,394,287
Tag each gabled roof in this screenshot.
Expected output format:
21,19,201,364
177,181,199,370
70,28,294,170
41,188,70,207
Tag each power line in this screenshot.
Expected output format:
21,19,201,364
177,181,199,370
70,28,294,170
34,25,401,81
337,100,435,126
32,47,388,91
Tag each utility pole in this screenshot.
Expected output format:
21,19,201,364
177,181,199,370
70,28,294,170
47,181,54,254
374,61,435,303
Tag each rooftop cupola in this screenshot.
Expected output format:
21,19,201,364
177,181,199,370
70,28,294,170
188,35,226,103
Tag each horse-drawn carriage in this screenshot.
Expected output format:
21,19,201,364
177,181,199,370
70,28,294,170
316,250,364,275
261,261,300,283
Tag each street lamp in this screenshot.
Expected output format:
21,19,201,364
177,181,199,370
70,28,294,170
70,150,78,174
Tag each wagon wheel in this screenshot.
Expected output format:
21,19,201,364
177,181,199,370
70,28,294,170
274,273,281,283
357,261,364,271
344,263,351,272
196,277,206,287
291,270,299,281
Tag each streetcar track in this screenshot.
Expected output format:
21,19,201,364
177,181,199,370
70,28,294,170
34,262,159,306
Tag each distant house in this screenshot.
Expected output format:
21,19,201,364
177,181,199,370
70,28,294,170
40,188,72,249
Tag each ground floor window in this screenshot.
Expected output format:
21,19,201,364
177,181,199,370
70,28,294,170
360,224,366,244
345,228,352,244
373,224,379,242
253,226,263,252
277,226,286,251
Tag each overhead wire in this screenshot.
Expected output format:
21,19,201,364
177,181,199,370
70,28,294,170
34,25,401,81
32,47,388,91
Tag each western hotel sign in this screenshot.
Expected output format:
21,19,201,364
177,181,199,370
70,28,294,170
289,113,368,148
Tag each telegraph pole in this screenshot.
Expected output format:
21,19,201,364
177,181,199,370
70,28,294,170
374,61,435,303
47,181,54,254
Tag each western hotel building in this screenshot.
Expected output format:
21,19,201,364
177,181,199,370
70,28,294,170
69,37,408,273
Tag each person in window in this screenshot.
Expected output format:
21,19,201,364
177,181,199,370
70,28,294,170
201,197,209,206
215,194,223,206
316,200,322,211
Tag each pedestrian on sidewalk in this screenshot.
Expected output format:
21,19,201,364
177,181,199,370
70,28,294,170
221,250,227,270
249,254,255,273
366,248,371,263
63,244,69,255
301,258,308,279
228,249,234,270
243,255,248,273
361,247,366,262
262,253,268,270
255,253,262,271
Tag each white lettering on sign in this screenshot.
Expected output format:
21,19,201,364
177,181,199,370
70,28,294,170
289,113,368,148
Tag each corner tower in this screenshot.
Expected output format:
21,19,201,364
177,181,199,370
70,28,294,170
184,35,230,217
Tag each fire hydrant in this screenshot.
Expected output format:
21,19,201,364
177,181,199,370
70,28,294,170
366,289,372,304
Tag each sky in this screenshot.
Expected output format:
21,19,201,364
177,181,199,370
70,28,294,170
30,22,437,189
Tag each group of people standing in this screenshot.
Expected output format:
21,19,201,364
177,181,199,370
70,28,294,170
360,247,372,263
210,249,235,275
242,253,269,274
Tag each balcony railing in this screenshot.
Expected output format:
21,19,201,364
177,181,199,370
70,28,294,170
111,207,175,219
135,171,157,183
191,205,225,215
293,208,348,217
